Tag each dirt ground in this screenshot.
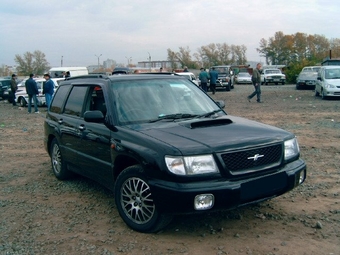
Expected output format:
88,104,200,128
0,84,339,255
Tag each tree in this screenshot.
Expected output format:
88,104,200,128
168,42,247,69
257,31,340,83
14,50,50,76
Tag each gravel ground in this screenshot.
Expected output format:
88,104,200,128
0,84,339,255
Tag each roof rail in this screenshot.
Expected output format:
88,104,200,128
65,74,109,80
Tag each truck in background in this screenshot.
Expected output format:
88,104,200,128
49,67,89,78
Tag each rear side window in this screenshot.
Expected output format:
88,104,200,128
50,85,70,113
63,86,88,116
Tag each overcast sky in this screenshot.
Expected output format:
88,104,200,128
0,0,338,68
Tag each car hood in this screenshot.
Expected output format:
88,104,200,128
325,78,340,86
128,115,291,154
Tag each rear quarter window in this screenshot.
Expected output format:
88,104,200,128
63,86,88,116
50,85,70,113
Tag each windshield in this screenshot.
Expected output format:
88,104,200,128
238,73,250,77
213,67,230,74
50,71,66,78
265,69,281,74
325,68,340,79
110,78,225,124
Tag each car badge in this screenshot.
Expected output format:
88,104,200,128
247,154,264,161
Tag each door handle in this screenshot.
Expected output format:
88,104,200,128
78,125,86,131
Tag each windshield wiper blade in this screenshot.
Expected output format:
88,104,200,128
148,113,199,123
198,109,223,118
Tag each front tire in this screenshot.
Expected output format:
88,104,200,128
50,138,73,180
115,165,173,233
19,97,27,107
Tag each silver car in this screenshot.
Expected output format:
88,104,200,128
235,72,252,84
315,66,340,99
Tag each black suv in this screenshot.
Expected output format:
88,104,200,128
44,74,306,233
0,78,12,99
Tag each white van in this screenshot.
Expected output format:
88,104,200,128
49,67,89,78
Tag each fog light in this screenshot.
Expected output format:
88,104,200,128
194,194,214,210
299,170,306,184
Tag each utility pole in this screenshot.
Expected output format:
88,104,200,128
125,56,132,67
95,54,102,70
148,52,151,71
61,56,63,67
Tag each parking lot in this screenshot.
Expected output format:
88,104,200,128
0,84,339,255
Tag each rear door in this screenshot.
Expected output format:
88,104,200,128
74,85,112,187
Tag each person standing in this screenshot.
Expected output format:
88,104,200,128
25,74,39,113
183,66,189,72
248,63,262,103
209,67,219,94
199,68,210,92
10,74,18,106
43,73,54,109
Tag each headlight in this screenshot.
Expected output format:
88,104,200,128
324,83,336,88
284,137,300,160
165,155,218,175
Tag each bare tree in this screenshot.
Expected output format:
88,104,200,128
14,50,50,75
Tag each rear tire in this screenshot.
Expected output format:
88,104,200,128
115,165,173,233
50,138,73,180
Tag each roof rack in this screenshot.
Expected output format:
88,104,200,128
65,74,109,80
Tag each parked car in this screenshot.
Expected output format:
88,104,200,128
315,66,340,99
0,78,12,99
210,65,234,91
175,72,199,86
44,74,306,233
15,78,46,106
301,66,321,73
296,72,317,90
261,69,286,85
235,72,252,84
12,78,62,106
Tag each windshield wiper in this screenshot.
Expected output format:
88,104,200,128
148,113,199,123
198,109,223,118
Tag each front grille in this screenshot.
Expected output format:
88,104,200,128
220,144,282,174
272,76,283,79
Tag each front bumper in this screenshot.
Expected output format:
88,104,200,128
297,81,316,87
264,78,285,84
150,159,306,214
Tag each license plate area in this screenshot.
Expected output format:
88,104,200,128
240,172,287,201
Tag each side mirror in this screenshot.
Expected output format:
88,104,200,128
84,110,105,123
317,77,321,81
215,100,225,109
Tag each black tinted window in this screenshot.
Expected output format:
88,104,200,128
50,85,70,113
64,86,88,116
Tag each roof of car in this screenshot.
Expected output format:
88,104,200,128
60,74,185,84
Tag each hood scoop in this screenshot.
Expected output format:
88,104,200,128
183,118,233,129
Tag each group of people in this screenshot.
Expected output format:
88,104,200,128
10,73,55,113
198,67,219,94
198,63,262,102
